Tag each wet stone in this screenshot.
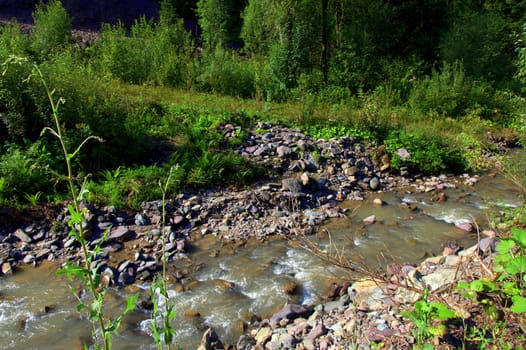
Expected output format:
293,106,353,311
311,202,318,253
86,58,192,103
1,261,13,275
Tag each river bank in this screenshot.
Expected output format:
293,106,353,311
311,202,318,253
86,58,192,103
0,122,523,349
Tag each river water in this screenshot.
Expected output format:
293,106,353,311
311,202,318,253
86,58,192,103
1,168,524,349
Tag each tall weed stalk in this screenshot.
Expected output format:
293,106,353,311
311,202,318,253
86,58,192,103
4,56,138,349
150,167,177,349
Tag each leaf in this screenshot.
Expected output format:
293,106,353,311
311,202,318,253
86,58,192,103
496,239,516,254
506,256,526,275
125,293,139,314
502,281,521,296
430,302,456,320
510,295,526,313
511,228,526,248
428,324,447,336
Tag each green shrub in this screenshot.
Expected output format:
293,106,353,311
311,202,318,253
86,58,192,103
86,165,176,208
408,63,495,118
0,142,54,202
0,21,30,57
384,128,465,174
30,0,72,60
197,49,256,98
95,17,194,87
440,12,513,84
253,60,290,102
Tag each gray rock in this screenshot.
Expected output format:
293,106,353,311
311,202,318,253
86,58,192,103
197,327,224,350
277,145,293,158
270,304,313,324
135,213,150,226
14,229,32,243
236,335,256,350
23,254,35,264
369,177,380,191
479,237,496,253
282,178,303,194
396,148,411,160
363,215,376,224
108,226,134,242
305,321,327,340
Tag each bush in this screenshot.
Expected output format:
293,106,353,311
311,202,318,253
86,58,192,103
94,17,194,87
0,21,29,57
408,63,495,118
440,12,514,84
384,128,465,174
0,142,54,202
30,0,72,60
197,49,256,98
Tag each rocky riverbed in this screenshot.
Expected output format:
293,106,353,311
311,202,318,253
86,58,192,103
0,122,514,349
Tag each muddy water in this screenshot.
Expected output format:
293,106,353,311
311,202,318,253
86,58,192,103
1,171,524,349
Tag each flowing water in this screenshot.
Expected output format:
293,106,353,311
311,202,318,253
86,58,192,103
1,168,524,349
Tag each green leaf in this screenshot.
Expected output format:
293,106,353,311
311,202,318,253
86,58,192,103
506,256,526,275
510,295,526,313
511,228,526,248
497,239,516,254
125,293,139,314
502,281,521,296
430,302,456,320
428,324,447,336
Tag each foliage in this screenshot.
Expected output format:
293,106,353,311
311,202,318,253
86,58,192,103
408,63,495,118
12,58,139,349
95,16,193,87
30,0,72,60
516,21,526,84
440,11,514,84
384,128,465,174
196,0,229,50
0,142,54,202
401,289,457,350
458,228,526,315
197,49,256,98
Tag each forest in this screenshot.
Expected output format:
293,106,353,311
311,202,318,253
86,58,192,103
1,0,526,206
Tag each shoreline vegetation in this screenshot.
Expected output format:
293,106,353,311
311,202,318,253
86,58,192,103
1,0,525,349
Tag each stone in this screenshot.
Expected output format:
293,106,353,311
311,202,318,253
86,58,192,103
369,177,380,191
236,335,256,350
396,148,411,160
422,267,457,291
300,172,310,187
1,261,13,275
108,226,134,242
282,178,303,194
270,304,313,324
373,198,383,206
277,145,293,158
363,215,376,224
14,229,32,243
283,282,298,295
197,327,224,350
255,327,273,344
184,310,201,317
455,223,473,232
134,213,150,226
305,321,327,340
22,254,35,264
479,237,496,253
